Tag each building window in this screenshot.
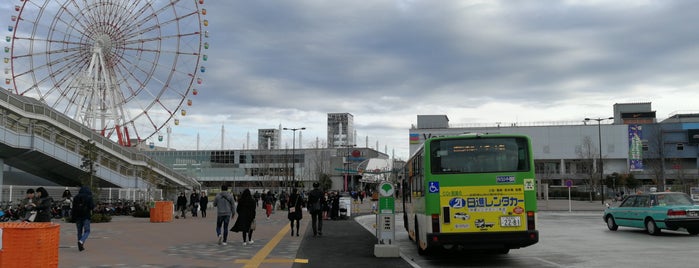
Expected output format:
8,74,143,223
677,143,684,151
642,143,648,151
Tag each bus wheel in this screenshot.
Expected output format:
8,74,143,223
415,218,428,255
498,248,510,254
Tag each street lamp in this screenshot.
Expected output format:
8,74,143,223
340,144,356,192
585,117,613,204
283,127,305,189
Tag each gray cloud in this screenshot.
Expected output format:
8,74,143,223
5,0,699,158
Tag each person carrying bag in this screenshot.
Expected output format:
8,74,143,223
287,188,303,236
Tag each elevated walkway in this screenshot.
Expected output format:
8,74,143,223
0,88,198,193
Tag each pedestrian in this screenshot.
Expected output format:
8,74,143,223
322,192,330,220
279,191,288,210
34,187,54,222
231,188,256,246
263,190,274,219
20,188,37,222
287,188,303,236
331,192,341,220
213,185,236,245
176,192,188,219
199,190,209,218
253,191,261,207
307,182,325,236
190,191,200,217
61,189,73,219
72,186,95,251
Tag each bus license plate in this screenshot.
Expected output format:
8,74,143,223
500,216,521,227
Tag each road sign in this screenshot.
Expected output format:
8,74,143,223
565,179,573,188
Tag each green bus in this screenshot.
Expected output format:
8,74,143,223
402,134,539,255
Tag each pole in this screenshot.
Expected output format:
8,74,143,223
597,120,604,204
568,186,572,213
283,127,305,190
292,130,296,188
586,117,613,204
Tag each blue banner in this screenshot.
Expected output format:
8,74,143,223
628,125,643,171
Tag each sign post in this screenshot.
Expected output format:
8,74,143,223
374,181,399,257
565,179,573,212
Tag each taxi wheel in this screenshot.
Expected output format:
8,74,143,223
645,219,661,235
605,216,618,231
688,228,699,236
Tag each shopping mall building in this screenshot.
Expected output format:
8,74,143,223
409,103,699,198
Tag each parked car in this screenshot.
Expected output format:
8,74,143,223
603,192,699,235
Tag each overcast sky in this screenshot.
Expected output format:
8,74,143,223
5,1,699,160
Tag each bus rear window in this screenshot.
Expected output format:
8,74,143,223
430,137,530,174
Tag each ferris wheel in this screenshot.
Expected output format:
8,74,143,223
5,0,209,146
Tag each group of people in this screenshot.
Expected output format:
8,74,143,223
211,182,327,246
175,190,209,219
19,186,95,252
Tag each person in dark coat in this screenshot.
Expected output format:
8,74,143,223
287,188,303,236
72,186,95,251
199,190,209,218
231,188,256,245
307,183,325,236
190,192,200,217
34,187,54,222
176,192,188,218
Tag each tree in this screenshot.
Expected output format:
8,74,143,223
623,173,641,192
605,172,621,192
577,136,598,201
80,139,100,198
318,173,332,191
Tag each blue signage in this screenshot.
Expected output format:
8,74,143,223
428,181,440,193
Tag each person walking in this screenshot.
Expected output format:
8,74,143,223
176,192,188,219
287,188,303,236
190,191,200,217
199,190,209,218
34,187,54,222
279,190,288,210
231,188,256,246
253,191,261,207
263,190,274,219
213,185,236,245
61,189,73,219
72,186,95,251
307,182,325,237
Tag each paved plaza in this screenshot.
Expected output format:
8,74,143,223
51,198,604,268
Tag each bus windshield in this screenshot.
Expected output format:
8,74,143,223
430,137,530,174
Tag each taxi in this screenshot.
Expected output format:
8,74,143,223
603,191,699,235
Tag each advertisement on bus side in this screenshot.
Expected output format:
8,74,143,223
440,185,526,233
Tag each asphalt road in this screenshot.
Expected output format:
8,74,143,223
358,211,699,267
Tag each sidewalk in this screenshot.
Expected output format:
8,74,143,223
57,199,406,268
58,204,310,268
